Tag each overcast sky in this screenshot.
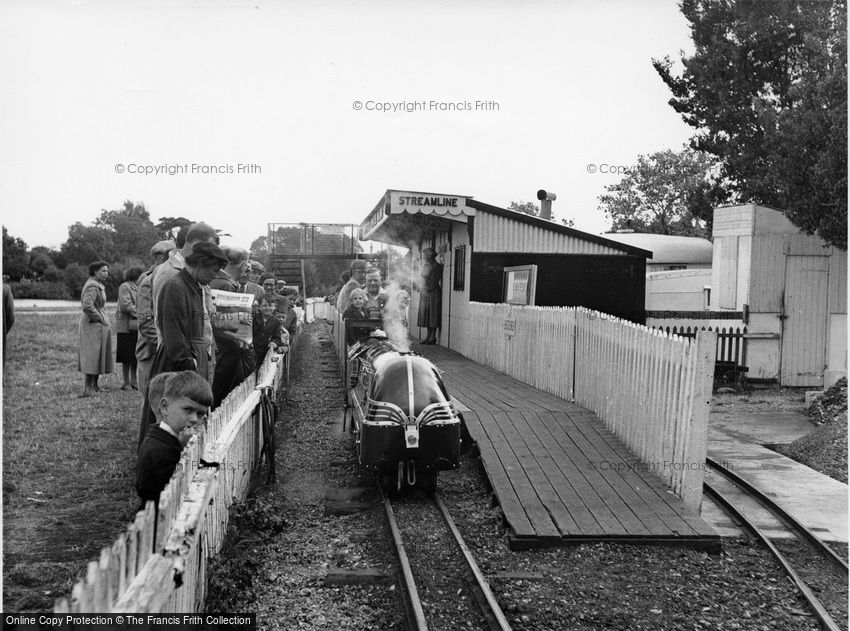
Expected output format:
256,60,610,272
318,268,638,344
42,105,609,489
1,0,695,252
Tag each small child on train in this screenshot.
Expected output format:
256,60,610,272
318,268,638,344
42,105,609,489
342,288,369,320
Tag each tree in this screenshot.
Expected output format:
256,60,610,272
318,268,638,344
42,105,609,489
598,147,727,238
156,216,194,241
2,227,29,281
96,200,161,261
249,235,269,263
61,222,117,265
508,201,575,227
654,0,847,248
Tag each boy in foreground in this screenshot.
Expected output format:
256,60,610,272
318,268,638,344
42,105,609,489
136,370,212,507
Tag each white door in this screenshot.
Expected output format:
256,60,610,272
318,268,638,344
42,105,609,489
780,255,828,386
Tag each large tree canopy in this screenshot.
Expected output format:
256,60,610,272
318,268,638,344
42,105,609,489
61,200,157,264
654,0,847,248
598,147,727,238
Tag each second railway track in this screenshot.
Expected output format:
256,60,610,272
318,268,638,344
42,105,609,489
382,487,512,631
704,457,848,631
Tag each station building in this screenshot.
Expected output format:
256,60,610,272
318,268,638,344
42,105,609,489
358,189,650,352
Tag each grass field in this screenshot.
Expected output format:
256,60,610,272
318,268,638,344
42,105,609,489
3,312,141,611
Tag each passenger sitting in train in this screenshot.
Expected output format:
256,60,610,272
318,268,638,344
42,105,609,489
342,288,369,320
364,267,389,319
383,288,410,329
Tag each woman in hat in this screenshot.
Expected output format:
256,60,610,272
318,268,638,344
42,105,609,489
78,260,114,396
138,242,228,446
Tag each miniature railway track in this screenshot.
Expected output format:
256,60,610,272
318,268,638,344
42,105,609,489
704,457,848,631
380,487,512,631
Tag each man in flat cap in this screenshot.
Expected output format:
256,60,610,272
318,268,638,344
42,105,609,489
248,260,265,286
134,239,177,391
138,241,228,447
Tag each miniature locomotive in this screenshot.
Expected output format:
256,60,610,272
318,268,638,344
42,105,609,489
343,320,464,492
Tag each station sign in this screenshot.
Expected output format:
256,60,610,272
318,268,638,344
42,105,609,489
388,191,469,217
360,189,473,242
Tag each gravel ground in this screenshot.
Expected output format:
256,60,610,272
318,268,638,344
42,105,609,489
205,322,835,629
775,379,848,484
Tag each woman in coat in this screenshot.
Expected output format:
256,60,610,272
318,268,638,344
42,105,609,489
416,247,443,345
78,260,114,396
137,242,228,447
116,266,143,390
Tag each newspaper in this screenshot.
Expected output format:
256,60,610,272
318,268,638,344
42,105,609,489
210,289,254,345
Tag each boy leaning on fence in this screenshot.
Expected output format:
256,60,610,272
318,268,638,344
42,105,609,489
136,371,212,509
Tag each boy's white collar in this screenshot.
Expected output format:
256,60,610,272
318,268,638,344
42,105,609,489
158,421,179,439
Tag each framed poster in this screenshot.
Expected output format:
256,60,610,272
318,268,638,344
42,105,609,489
502,264,537,305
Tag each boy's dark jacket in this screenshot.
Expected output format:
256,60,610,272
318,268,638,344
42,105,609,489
136,425,182,506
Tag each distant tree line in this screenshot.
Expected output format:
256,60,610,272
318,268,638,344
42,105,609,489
3,201,206,300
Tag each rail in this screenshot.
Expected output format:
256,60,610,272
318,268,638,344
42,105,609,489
53,348,290,613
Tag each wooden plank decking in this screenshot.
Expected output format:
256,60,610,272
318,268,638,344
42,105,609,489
417,344,719,550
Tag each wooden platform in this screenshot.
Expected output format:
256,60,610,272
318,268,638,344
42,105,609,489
416,344,719,550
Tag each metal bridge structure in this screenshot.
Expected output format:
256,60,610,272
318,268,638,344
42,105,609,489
267,223,388,295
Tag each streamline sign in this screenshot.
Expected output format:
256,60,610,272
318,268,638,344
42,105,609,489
359,189,473,241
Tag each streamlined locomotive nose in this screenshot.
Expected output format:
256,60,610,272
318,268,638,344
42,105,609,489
348,340,462,490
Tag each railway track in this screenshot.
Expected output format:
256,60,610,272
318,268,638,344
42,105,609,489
381,487,512,631
704,457,848,631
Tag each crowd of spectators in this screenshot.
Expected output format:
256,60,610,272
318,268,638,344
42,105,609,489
60,222,303,507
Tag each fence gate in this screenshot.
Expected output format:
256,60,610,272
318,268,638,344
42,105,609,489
781,254,829,387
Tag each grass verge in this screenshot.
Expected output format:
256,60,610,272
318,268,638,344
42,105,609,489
3,313,141,611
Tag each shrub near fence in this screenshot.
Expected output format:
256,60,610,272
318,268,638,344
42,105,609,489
461,303,715,510
53,348,289,614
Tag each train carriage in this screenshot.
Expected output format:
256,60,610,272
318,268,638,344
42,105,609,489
343,318,464,492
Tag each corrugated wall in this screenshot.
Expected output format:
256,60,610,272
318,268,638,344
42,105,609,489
475,212,627,255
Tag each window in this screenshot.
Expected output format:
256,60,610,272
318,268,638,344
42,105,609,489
453,245,466,290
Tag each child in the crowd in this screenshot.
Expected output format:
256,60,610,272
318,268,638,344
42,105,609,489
342,288,369,320
136,371,212,508
253,295,287,367
277,288,299,338
136,370,175,449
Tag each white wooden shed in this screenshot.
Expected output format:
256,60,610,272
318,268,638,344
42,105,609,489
711,204,847,387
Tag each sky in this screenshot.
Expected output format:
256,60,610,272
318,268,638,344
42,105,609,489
0,0,696,252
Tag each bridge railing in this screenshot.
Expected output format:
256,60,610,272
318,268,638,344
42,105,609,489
461,303,715,510
54,348,289,613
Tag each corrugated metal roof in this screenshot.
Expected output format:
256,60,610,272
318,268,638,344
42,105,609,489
468,200,650,257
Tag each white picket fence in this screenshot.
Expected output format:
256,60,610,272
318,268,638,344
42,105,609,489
460,303,715,510
53,349,289,613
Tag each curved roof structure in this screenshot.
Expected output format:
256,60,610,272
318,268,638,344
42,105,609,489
601,232,713,265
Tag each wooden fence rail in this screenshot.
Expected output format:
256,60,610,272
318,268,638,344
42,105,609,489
460,303,715,510
54,346,290,613
652,325,747,368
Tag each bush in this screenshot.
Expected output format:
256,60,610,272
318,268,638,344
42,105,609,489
9,281,71,300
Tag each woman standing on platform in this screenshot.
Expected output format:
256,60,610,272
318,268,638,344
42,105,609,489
116,266,143,390
417,247,443,345
78,260,114,397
